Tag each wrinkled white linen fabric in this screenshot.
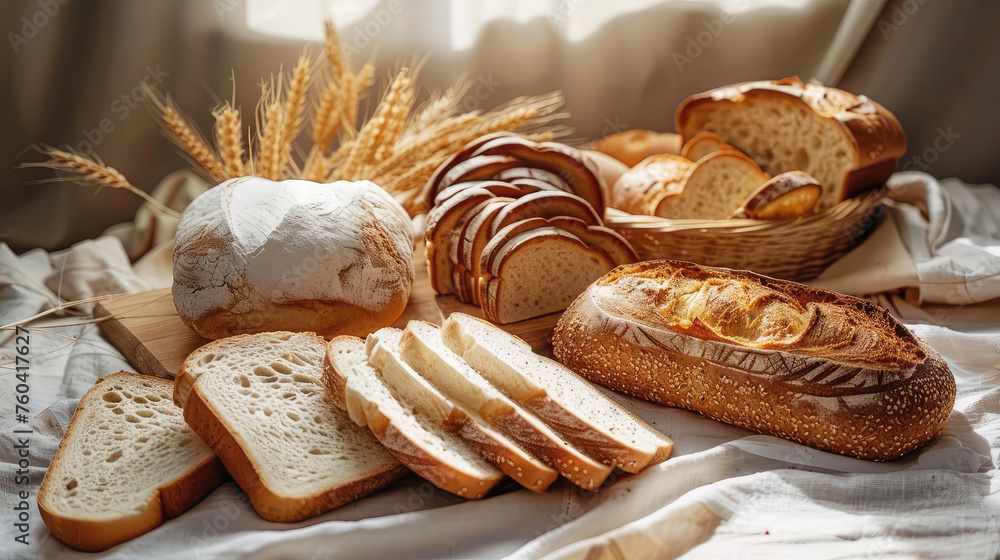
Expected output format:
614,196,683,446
1,171,999,559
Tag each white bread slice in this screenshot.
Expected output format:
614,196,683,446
489,190,603,237
442,313,674,472
655,150,771,219
325,336,504,498
480,228,616,324
472,217,636,308
175,332,405,522
680,131,738,162
425,187,497,294
610,154,694,215
366,328,557,492
38,372,228,552
731,171,822,220
399,321,613,490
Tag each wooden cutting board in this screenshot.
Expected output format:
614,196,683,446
94,250,561,379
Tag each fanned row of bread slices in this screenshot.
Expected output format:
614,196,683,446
422,133,638,324
39,314,672,551
611,131,823,220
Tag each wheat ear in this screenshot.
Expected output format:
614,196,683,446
23,146,182,218
143,84,225,182
276,52,311,175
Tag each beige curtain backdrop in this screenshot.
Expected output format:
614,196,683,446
2,0,997,253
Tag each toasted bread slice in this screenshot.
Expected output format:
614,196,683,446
680,131,739,162
731,171,822,219
443,314,674,472
610,154,694,215
655,150,771,219
38,372,227,551
326,336,503,498
480,228,616,324
367,328,557,492
400,322,613,490
175,332,405,522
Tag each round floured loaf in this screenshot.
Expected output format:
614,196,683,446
172,177,414,339
553,260,956,461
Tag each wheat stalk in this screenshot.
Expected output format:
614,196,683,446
324,20,347,83
276,52,311,175
23,146,182,218
143,84,226,182
214,102,246,178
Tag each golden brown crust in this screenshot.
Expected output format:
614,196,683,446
610,154,694,215
732,171,822,220
680,131,737,162
553,260,956,461
38,372,228,551
675,77,906,205
188,300,403,341
594,129,682,167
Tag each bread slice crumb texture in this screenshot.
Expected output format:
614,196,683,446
177,332,401,506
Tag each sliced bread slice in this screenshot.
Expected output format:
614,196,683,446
425,187,497,294
680,131,738,162
438,155,521,192
494,167,574,193
423,132,517,208
654,150,771,220
175,332,405,522
455,198,513,303
489,190,603,237
38,372,228,552
610,154,694,215
433,180,538,207
400,321,613,490
442,313,674,472
479,228,616,324
367,328,557,492
326,336,504,498
731,171,822,219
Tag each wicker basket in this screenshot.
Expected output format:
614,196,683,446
604,186,888,281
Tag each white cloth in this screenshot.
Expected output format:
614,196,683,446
3,172,1000,559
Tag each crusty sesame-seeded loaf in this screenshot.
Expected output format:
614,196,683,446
552,260,956,461
675,76,906,210
172,178,414,340
39,372,227,552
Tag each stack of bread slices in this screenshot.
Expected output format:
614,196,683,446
40,317,672,550
421,133,638,324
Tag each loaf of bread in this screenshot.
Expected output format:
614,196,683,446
172,177,414,340
553,260,955,461
675,76,906,210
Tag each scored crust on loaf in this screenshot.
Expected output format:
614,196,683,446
367,328,557,492
171,178,414,340
654,151,771,220
325,336,503,498
732,171,822,220
480,228,616,324
610,154,694,215
38,372,227,552
175,332,405,522
552,260,956,461
399,321,613,490
443,313,674,471
675,76,906,210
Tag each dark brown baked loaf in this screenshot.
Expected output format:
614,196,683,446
552,260,955,461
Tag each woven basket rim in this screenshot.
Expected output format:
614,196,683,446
605,185,888,233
